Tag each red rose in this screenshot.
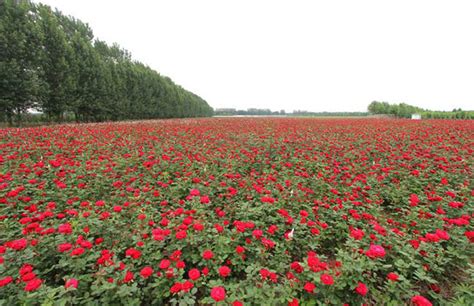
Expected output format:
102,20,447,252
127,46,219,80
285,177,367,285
236,246,245,254
170,282,182,294
170,250,182,261
267,225,278,235
65,278,78,289
159,259,171,269
465,231,474,243
320,274,334,285
202,250,214,260
188,268,201,280
123,270,134,283
425,233,440,243
218,265,231,277
81,240,93,249
412,295,432,306
355,282,368,296
252,229,263,239
214,224,224,233
58,223,72,234
182,280,194,292
19,264,33,275
261,238,275,249
288,298,299,306
24,278,42,291
409,194,420,206
387,272,399,281
290,261,304,273
260,268,270,279
21,272,36,282
125,248,142,259
211,286,226,302
350,228,365,240
193,223,204,231
9,238,28,251
71,247,85,256
140,266,153,278
190,189,200,196
365,244,386,258
307,256,319,267
303,282,316,293
0,276,13,287
175,230,187,240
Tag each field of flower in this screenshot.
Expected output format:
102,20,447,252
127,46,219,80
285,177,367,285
0,118,473,305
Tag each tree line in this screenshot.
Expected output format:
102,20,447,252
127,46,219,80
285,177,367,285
214,108,284,116
368,101,473,119
0,0,213,125
214,108,369,117
292,110,368,117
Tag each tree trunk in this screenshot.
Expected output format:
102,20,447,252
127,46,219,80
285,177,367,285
15,108,22,127
7,112,13,127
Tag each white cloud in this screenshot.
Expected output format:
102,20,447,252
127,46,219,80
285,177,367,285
34,0,474,112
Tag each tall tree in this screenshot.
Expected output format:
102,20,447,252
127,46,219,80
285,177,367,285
0,1,213,125
0,0,43,125
37,4,75,121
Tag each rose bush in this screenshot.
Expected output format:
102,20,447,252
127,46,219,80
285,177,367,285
0,118,473,305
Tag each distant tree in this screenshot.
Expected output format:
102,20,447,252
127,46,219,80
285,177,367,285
368,101,389,115
368,101,473,119
368,101,419,117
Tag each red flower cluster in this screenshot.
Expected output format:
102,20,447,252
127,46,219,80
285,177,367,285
0,118,472,305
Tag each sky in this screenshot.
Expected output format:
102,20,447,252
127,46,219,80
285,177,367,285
34,0,474,112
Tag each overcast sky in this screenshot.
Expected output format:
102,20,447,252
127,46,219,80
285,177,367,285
34,0,474,112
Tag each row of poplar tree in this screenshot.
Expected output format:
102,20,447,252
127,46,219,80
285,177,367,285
0,0,213,125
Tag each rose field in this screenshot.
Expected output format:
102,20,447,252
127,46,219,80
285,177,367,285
0,118,473,305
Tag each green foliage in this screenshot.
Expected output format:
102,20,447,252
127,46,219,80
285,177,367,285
0,0,43,125
0,0,213,125
37,4,75,121
368,101,474,119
